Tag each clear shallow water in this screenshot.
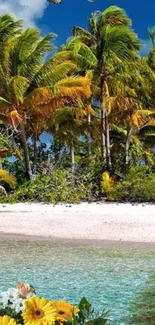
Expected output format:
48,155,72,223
0,236,155,324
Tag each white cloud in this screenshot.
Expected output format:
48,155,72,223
141,39,152,56
0,0,48,26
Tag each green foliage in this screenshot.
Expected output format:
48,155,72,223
77,297,109,325
1,170,94,204
3,161,155,204
127,275,155,325
0,133,9,149
0,307,23,324
111,166,155,202
0,133,22,160
3,158,27,184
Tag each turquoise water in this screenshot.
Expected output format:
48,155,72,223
0,236,155,324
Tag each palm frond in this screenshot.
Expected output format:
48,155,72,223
54,75,91,99
148,27,155,47
0,97,11,113
73,26,93,39
49,106,86,141
20,34,55,79
67,37,97,68
9,76,29,104
52,50,73,63
99,6,131,27
131,110,154,127
0,169,16,188
140,123,155,135
111,124,127,136
24,87,52,109
0,14,22,44
101,25,140,63
12,28,40,75
34,60,77,87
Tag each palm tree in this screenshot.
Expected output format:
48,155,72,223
71,6,140,169
64,36,97,157
49,105,88,172
108,77,153,167
0,16,91,179
137,29,155,156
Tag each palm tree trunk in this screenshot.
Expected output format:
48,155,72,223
0,185,7,196
33,135,38,176
125,125,133,167
87,113,91,156
100,75,106,165
71,145,75,173
105,115,111,169
19,122,32,180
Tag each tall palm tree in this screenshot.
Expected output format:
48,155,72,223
138,28,155,153
108,78,153,166
71,6,140,169
0,16,91,179
49,105,88,172
64,36,97,157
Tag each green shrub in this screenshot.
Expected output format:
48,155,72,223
111,166,155,202
1,169,94,204
2,165,155,204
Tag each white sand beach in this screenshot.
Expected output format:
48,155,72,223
0,202,155,243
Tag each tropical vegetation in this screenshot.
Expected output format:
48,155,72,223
1,6,155,202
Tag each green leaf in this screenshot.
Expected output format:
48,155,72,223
86,317,108,325
78,297,92,313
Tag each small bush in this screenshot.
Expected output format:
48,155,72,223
1,169,94,204
111,166,155,202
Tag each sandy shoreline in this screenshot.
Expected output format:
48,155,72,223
0,202,155,243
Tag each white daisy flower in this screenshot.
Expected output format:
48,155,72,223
0,299,8,309
7,288,19,301
10,297,25,313
0,292,9,306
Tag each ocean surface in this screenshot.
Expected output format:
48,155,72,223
0,236,155,324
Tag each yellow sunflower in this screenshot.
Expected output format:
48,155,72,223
0,316,17,325
22,296,56,325
51,301,79,323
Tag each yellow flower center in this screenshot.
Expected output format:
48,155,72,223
33,309,44,319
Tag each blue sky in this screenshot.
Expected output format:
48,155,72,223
0,0,154,55
37,0,155,54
